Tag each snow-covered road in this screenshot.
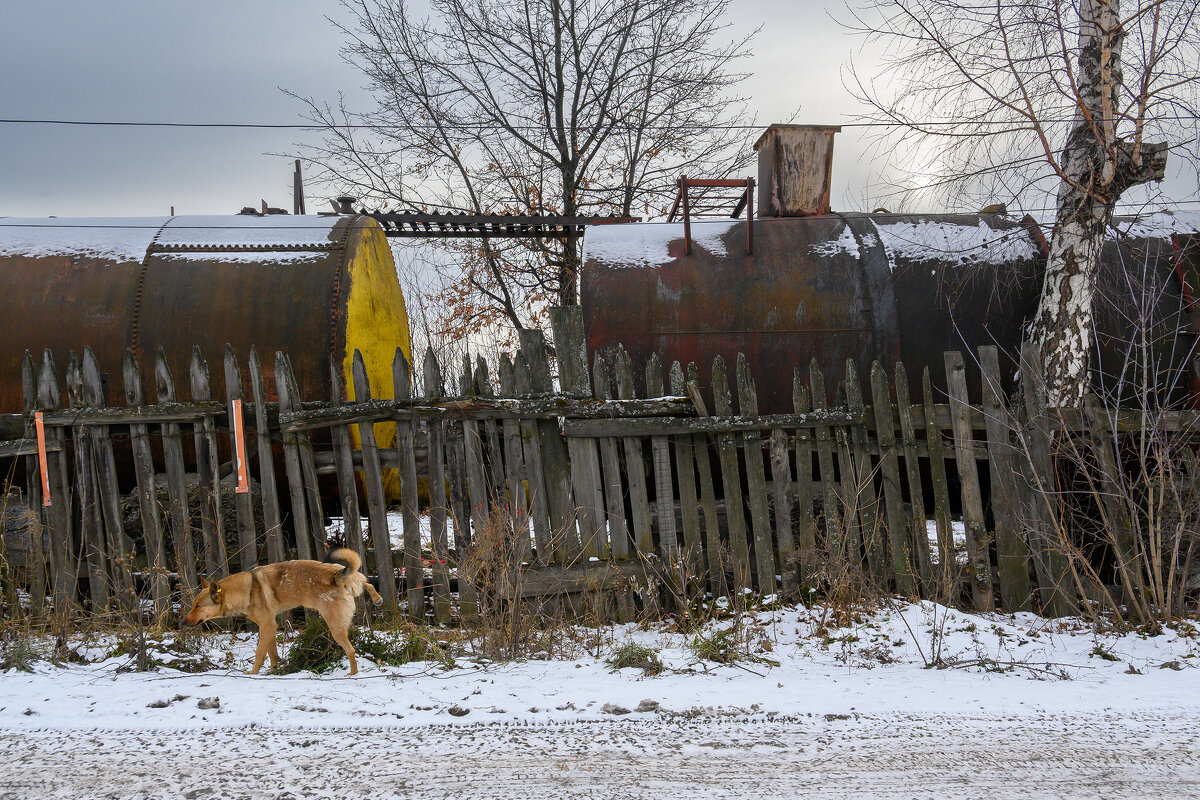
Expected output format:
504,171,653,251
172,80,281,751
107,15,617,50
2,712,1197,799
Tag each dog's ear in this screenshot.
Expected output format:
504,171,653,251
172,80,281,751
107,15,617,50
199,576,210,591
208,579,222,602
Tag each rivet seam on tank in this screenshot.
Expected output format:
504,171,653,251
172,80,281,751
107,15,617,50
326,217,356,400
129,218,176,366
146,243,337,253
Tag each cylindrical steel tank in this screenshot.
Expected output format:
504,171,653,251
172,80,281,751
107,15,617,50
0,214,411,410
582,212,1200,411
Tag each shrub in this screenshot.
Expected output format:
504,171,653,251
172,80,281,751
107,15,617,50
605,640,664,676
273,618,453,674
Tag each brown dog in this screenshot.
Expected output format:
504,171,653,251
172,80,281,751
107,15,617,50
183,548,383,675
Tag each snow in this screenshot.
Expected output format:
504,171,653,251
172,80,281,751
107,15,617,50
0,215,346,262
1116,210,1200,238
1,602,1196,733
155,215,342,248
584,220,739,267
875,219,1040,268
808,224,860,258
0,217,170,262
2,602,1197,796
326,511,457,552
926,519,969,565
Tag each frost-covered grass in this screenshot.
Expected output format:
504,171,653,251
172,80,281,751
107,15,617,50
0,600,1197,731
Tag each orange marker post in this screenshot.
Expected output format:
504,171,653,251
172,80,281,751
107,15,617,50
35,411,51,506
232,398,250,494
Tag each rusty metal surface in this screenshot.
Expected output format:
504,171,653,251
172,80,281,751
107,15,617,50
582,213,1198,411
0,215,366,412
584,215,889,412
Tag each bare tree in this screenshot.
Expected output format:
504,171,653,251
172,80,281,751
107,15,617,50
845,0,1199,406
292,0,754,337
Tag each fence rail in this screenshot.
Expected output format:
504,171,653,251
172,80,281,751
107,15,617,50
2,306,1199,623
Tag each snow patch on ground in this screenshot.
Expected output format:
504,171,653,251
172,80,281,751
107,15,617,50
1,603,1196,733
584,220,739,267
0,217,170,262
875,219,1039,268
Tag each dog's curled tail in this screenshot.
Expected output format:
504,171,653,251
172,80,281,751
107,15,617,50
325,547,363,584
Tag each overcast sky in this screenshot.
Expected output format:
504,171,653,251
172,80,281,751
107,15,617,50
0,1,1194,218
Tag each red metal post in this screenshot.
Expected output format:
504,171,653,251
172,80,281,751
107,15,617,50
680,176,692,256
746,178,755,257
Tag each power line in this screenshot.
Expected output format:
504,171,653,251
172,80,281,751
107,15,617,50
1,115,1198,131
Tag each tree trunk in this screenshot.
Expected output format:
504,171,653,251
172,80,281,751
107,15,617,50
1027,0,1167,407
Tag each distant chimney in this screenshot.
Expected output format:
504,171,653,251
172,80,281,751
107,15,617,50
754,124,840,217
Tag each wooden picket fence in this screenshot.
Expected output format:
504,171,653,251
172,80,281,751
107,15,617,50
2,305,1199,623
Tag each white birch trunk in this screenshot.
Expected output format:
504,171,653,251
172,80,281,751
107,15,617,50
1028,0,1167,407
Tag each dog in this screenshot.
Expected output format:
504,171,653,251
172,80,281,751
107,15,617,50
183,548,383,675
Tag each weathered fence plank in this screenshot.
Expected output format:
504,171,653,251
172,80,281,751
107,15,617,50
944,351,995,612
327,363,364,560
593,354,630,562
979,346,1032,611
736,353,776,593
712,355,751,592
248,348,285,565
498,355,531,565
646,355,680,566
85,348,134,604
514,350,554,563
614,348,653,559
393,349,424,620
191,347,227,579
870,361,914,595
844,361,882,586
274,352,315,561
224,346,259,572
669,361,704,578
894,363,934,592
525,328,580,561
124,350,171,617
353,350,399,612
421,350,452,623
36,350,77,615
474,357,507,502
67,353,108,612
547,311,598,560
922,367,954,590
1018,341,1076,617
688,362,727,599
809,361,842,563
456,355,483,622
20,352,46,615
1083,391,1143,612
154,348,198,599
791,369,817,586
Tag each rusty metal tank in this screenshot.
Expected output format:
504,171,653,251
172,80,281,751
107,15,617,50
581,211,1200,411
0,214,411,411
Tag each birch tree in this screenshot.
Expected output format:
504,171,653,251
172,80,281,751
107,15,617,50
846,0,1199,406
292,0,753,336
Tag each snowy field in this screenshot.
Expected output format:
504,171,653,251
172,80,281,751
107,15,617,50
1,602,1198,798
